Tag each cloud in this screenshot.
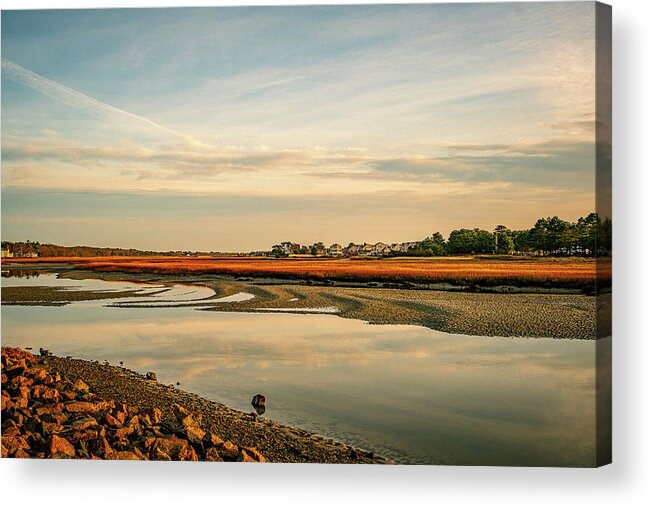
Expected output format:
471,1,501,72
0,136,324,179
2,131,594,192
306,137,595,189
1,58,181,138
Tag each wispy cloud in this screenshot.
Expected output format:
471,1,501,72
1,58,181,138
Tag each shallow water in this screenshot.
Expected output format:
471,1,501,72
0,273,596,466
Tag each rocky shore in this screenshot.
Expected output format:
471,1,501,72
1,347,391,464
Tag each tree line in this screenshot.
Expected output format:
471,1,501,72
409,213,611,257
0,240,221,258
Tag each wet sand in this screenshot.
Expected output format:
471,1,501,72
1,269,604,340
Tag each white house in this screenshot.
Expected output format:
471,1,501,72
329,243,343,256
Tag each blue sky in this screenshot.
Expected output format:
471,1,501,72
1,3,597,251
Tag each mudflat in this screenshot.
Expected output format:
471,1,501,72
2,267,604,340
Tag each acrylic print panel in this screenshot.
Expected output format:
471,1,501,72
0,2,611,466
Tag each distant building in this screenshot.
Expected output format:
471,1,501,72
1,248,13,258
359,243,373,256
344,244,358,256
329,243,343,256
372,242,387,255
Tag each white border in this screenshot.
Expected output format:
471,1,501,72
1,1,649,506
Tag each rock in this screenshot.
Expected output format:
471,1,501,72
215,441,239,460
96,437,113,457
49,435,75,457
32,384,61,403
1,435,30,456
151,447,172,461
104,414,122,428
148,407,162,425
205,447,223,462
184,425,206,442
1,347,276,464
105,450,140,460
70,417,98,431
149,436,198,461
243,447,266,462
172,403,190,419
39,348,51,357
64,401,97,413
72,379,89,392
251,394,266,415
237,449,258,462
145,371,157,381
42,421,64,434
13,448,31,459
31,368,48,381
203,432,224,447
114,410,127,425
114,426,135,441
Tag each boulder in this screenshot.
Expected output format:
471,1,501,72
148,407,163,425
215,441,239,460
64,401,97,413
49,435,75,457
1,435,30,456
205,447,223,462
251,394,266,407
104,413,122,428
184,425,206,442
72,379,90,392
237,449,258,462
149,436,198,461
70,417,98,431
145,371,157,381
243,447,266,463
251,394,266,415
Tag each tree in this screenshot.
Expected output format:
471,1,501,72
493,225,514,254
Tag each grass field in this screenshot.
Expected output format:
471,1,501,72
2,255,608,289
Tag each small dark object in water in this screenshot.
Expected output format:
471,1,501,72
146,371,158,381
65,355,72,359
176,382,180,386
25,347,32,351
39,348,51,357
251,394,266,415
119,361,124,366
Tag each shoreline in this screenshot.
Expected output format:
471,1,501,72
1,347,391,464
1,267,605,340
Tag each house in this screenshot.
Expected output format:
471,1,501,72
329,243,343,256
344,244,359,256
1,248,13,258
400,242,417,253
372,242,387,255
359,243,373,256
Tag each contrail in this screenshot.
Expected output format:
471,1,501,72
1,57,180,137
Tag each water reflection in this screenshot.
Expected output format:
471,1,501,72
0,274,597,466
2,269,43,279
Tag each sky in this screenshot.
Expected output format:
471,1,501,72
1,3,598,251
